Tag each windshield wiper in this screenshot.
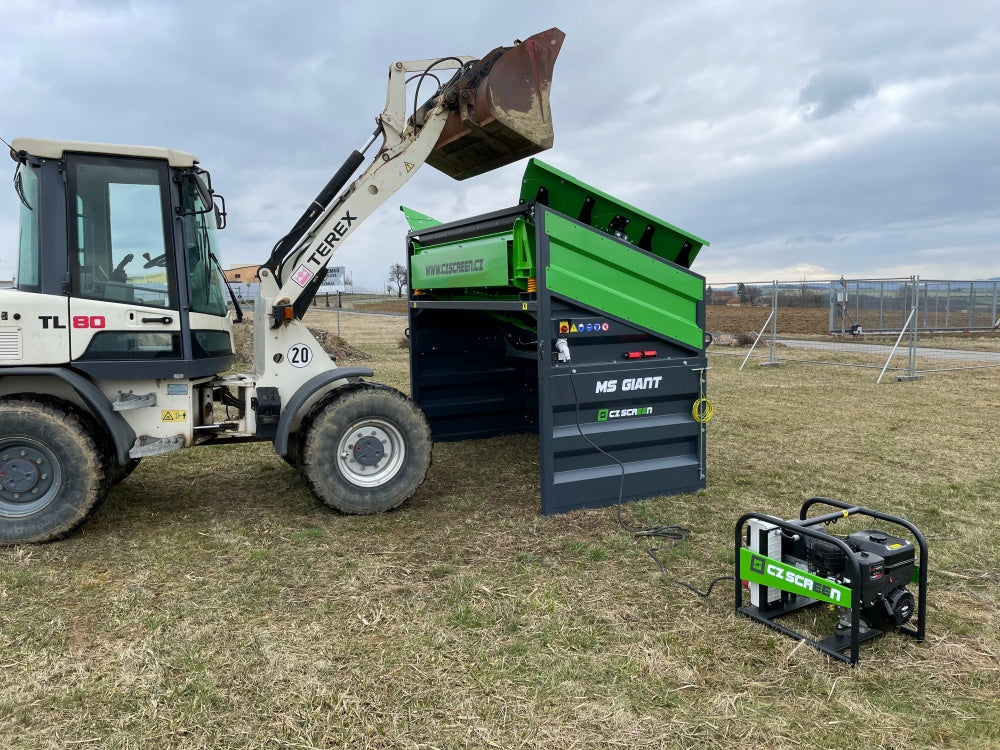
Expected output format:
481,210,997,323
210,251,243,323
13,167,31,210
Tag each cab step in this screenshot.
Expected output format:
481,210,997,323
129,434,185,458
112,392,157,411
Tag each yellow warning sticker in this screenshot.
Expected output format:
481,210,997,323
404,162,415,172
161,410,188,422
570,324,579,333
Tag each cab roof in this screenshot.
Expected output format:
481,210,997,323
10,137,199,168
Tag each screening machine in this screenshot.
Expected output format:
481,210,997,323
404,159,711,514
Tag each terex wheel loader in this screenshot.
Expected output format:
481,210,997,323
0,28,564,544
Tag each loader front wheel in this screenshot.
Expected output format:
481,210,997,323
0,398,104,544
301,385,431,514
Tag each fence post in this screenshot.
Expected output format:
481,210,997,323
829,281,835,333
767,280,778,365
879,281,885,330
902,275,921,381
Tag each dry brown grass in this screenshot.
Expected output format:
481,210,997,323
1,311,998,749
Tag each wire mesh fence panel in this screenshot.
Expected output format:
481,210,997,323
706,278,1000,379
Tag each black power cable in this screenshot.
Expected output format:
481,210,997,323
566,363,734,599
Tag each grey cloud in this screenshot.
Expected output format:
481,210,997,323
2,1,999,287
798,69,876,120
787,235,843,245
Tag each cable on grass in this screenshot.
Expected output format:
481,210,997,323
567,368,733,599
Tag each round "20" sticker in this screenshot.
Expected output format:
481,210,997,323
287,343,313,368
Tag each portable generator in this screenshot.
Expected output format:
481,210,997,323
735,497,928,665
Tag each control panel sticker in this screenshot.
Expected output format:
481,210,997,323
556,318,612,335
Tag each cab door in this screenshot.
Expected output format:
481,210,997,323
65,155,183,377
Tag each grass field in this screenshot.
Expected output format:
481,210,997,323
1,311,998,749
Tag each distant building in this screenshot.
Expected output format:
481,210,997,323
224,265,261,283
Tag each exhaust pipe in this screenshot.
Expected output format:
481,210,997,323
427,27,565,180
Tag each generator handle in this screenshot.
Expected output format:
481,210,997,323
795,505,862,527
800,496,928,642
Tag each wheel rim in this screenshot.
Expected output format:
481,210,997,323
335,418,406,488
0,437,62,518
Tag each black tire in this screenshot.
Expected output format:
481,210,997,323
300,384,432,514
0,397,105,544
109,457,142,486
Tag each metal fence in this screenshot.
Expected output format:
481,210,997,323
707,277,1000,381
228,283,399,308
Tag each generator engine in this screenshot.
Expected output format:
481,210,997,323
736,498,927,665
783,527,915,631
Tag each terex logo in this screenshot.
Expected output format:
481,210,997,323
305,211,358,266
595,376,663,394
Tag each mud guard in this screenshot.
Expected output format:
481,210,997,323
0,367,137,464
272,367,375,456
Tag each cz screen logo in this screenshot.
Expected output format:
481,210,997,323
598,406,653,422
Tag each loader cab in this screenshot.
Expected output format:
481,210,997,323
9,138,234,378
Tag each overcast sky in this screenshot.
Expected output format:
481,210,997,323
2,0,998,287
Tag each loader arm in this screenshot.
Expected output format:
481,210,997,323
259,71,457,316
259,27,564,320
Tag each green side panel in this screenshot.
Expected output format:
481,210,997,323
740,548,853,608
543,211,704,349
521,158,709,266
510,217,536,288
400,205,442,231
410,232,512,290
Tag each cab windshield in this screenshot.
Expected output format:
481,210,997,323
181,173,228,317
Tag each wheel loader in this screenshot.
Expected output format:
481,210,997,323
0,28,564,543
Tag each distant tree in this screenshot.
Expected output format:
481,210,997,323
737,282,762,305
387,263,408,298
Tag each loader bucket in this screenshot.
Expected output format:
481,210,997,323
427,27,565,180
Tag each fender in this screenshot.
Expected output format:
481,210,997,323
272,367,374,456
0,367,137,465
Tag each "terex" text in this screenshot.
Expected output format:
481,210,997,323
305,212,358,266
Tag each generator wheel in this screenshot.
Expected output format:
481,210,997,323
301,385,431,514
0,397,105,544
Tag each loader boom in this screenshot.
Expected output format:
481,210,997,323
263,28,564,320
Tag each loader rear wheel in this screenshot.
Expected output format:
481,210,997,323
301,385,432,514
0,398,104,544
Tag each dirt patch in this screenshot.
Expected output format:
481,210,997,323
231,318,371,368
356,299,408,314
707,305,830,336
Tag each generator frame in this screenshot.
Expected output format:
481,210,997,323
735,497,928,665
